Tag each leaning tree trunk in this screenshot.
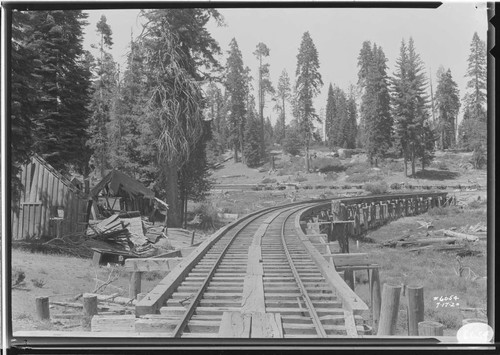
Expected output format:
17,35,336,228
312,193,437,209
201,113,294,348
164,162,181,228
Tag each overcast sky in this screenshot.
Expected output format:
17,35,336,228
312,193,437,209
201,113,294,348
83,3,488,126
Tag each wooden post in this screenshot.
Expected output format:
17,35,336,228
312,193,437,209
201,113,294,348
35,296,50,321
82,294,98,330
370,268,381,331
344,269,355,291
129,272,142,299
418,321,444,336
406,285,424,336
377,284,401,336
190,230,196,246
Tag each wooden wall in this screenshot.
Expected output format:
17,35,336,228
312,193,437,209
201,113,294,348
11,155,88,240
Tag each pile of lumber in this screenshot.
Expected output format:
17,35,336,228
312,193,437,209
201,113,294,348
87,212,149,251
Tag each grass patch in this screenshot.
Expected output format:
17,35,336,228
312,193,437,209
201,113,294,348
346,172,383,183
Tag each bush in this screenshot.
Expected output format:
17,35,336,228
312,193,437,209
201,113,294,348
390,182,401,190
261,178,277,184
324,172,338,182
294,175,308,183
12,267,26,287
364,181,388,194
31,278,46,288
190,203,221,230
345,162,371,175
346,172,383,183
311,157,345,173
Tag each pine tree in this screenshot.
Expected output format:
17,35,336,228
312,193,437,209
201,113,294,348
88,15,118,178
295,31,323,171
113,34,154,181
225,38,248,163
458,32,487,158
435,68,460,149
358,41,391,165
254,43,274,158
325,84,337,149
273,69,292,144
243,103,262,168
11,10,39,200
205,82,227,157
139,9,222,227
345,85,358,149
27,10,92,173
392,38,434,176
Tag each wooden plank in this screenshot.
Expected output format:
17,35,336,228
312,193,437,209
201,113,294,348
241,275,265,314
323,253,370,267
218,311,251,337
41,166,53,236
344,310,358,337
124,258,182,272
91,315,135,332
251,312,283,338
246,245,263,276
35,165,46,236
29,159,40,202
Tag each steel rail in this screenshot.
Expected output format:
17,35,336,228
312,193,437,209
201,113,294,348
279,208,328,338
171,202,316,337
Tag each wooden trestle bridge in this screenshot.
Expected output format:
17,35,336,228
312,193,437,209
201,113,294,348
102,192,451,337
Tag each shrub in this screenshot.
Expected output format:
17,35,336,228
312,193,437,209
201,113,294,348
364,181,388,194
190,203,221,230
324,172,338,182
294,175,308,183
261,178,277,184
345,162,371,175
427,206,449,216
390,182,401,190
12,267,26,287
311,157,345,173
31,278,46,288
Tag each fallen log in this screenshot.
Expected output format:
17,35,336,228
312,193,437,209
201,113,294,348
84,293,137,306
407,245,469,253
381,234,412,247
443,230,479,242
397,237,457,247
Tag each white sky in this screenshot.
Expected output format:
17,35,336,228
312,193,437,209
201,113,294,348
83,3,488,126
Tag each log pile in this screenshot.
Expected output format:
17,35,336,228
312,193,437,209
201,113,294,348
380,224,483,256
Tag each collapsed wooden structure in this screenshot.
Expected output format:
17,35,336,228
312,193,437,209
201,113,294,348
11,154,88,240
90,170,155,217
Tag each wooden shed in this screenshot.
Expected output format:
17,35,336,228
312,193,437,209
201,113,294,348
11,154,89,240
90,170,155,217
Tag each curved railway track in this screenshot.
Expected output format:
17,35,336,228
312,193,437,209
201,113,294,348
131,192,449,338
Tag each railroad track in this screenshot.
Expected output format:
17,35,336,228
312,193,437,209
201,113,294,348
128,192,449,338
